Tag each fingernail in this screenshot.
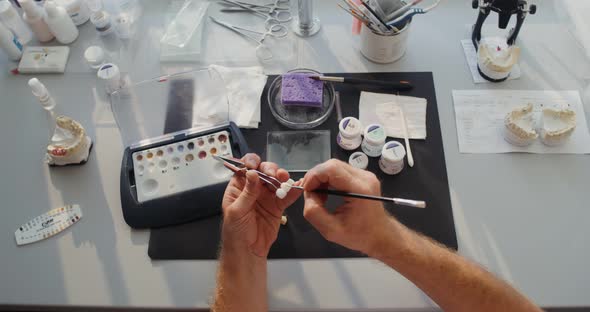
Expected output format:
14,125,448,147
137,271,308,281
246,158,257,168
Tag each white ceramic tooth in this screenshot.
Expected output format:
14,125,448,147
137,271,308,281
45,116,93,166
478,37,520,80
275,188,287,199
287,178,295,186
503,103,538,147
280,182,292,192
280,215,287,225
540,107,576,146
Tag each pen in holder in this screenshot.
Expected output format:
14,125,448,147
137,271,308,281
360,21,411,64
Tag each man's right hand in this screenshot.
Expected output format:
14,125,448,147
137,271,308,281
302,159,398,256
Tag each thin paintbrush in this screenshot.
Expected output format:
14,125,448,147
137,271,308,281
360,0,392,31
291,186,426,209
311,75,413,91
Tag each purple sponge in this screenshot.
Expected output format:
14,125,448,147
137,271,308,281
281,73,324,107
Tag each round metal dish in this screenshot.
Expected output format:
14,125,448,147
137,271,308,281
268,68,335,129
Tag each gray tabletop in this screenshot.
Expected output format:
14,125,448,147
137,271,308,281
1,0,589,310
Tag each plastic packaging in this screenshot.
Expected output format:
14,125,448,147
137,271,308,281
161,0,208,48
0,21,23,60
379,141,406,175
44,1,78,44
361,124,386,157
337,116,363,150
55,0,90,26
19,0,54,42
0,0,33,44
348,151,369,170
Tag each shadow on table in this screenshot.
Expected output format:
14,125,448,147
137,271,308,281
48,133,130,305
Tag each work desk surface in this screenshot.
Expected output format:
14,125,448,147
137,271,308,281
1,0,589,310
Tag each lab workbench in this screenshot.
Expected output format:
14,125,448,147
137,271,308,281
1,0,589,310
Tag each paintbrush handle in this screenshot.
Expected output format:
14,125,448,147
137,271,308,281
319,76,413,91
310,189,425,208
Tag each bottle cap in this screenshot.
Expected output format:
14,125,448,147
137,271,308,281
44,1,59,18
381,141,405,163
348,152,369,170
339,117,362,138
97,63,121,92
28,77,48,97
19,0,42,19
363,124,386,145
84,45,105,68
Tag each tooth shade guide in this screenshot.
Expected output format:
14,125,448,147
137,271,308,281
131,130,234,203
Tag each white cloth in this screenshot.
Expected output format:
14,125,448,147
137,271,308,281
209,65,267,129
359,92,427,140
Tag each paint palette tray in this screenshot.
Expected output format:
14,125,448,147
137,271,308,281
110,69,249,228
132,130,234,203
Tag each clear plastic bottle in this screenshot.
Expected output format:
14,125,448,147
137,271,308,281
337,117,362,150
361,124,386,157
0,21,23,60
0,0,33,44
19,0,55,42
44,1,78,44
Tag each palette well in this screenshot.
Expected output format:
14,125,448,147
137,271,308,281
132,130,234,203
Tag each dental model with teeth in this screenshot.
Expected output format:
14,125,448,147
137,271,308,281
540,108,576,146
29,78,93,166
504,103,538,146
477,37,520,82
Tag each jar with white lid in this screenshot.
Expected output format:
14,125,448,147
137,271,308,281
379,141,406,175
337,117,362,150
361,124,386,157
348,151,368,170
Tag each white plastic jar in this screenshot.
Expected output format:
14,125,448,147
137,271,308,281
361,124,386,157
379,141,406,175
348,151,368,170
337,117,362,150
56,0,91,26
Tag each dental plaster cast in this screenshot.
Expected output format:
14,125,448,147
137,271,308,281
503,103,538,146
45,116,93,166
539,108,576,146
477,37,520,81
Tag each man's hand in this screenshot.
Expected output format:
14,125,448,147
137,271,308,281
302,159,397,256
221,153,301,258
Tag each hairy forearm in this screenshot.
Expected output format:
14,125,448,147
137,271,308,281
212,239,267,312
371,219,542,312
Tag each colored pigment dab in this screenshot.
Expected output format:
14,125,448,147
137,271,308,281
281,73,324,107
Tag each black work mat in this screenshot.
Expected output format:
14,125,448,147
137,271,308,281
148,72,457,259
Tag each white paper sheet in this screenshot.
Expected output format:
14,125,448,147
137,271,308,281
461,39,521,84
359,92,427,140
452,90,590,154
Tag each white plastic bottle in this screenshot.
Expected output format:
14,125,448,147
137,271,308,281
337,117,363,150
44,1,78,44
361,124,386,157
0,21,23,60
0,0,33,44
55,0,90,26
28,77,57,110
19,0,54,42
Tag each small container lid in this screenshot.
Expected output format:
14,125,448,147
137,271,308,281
97,63,120,80
364,124,386,145
381,141,406,163
91,10,111,30
0,1,17,19
339,117,362,138
84,45,105,67
349,151,369,170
